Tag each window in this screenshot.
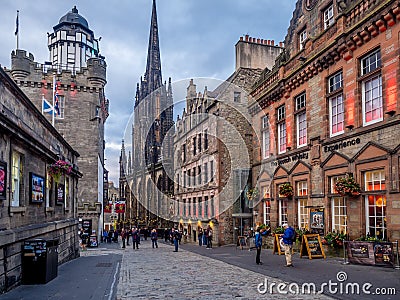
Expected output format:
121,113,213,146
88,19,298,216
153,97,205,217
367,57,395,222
204,163,208,184
198,133,202,153
197,165,202,185
295,94,307,147
187,170,191,187
299,29,307,50
324,4,334,29
331,175,343,194
182,144,186,162
332,197,347,233
328,72,343,93
261,184,270,199
183,199,186,216
198,197,202,217
277,105,286,154
262,115,270,159
11,151,24,206
210,196,215,217
298,199,308,230
365,170,385,191
193,198,196,216
183,170,187,187
361,50,382,126
279,199,288,225
329,94,344,137
265,200,271,225
297,181,308,196
192,168,196,186
188,198,191,216
204,196,209,217
234,91,241,103
210,160,214,182
366,195,386,239
204,129,208,149
193,137,197,155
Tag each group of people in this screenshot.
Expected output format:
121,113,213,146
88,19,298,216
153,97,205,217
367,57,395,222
197,225,213,249
255,223,295,267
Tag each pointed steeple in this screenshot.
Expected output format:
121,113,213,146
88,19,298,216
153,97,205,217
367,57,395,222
144,0,162,97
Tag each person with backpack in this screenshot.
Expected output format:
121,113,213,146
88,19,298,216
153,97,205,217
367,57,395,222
254,226,268,265
282,223,295,267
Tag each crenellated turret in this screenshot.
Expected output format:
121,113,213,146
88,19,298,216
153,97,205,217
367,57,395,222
10,50,34,80
87,57,107,87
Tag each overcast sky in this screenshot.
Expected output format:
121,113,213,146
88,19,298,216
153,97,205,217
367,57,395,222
0,0,295,186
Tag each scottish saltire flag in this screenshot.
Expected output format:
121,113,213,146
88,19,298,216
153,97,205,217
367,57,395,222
42,96,54,115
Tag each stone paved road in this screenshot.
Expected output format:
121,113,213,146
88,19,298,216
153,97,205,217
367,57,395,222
116,241,333,300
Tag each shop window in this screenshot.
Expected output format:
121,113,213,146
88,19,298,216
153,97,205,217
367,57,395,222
332,197,347,233
299,29,307,50
365,195,387,240
364,170,385,191
360,49,382,126
279,199,288,225
277,105,286,154
11,151,24,207
323,4,334,29
295,93,307,148
298,199,308,230
262,115,270,159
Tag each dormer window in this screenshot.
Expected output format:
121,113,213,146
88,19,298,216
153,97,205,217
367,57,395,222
324,4,334,29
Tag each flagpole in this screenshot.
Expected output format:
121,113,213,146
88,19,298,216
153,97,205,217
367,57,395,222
52,75,56,126
15,10,19,50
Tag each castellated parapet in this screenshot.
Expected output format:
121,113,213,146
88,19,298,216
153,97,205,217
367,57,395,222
10,49,34,80
87,57,107,87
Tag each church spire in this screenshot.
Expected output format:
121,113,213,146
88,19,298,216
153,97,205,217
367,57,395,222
144,0,162,97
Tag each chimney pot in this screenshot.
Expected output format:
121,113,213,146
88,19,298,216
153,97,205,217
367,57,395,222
240,36,243,41
257,38,261,43
245,34,249,42
271,40,275,46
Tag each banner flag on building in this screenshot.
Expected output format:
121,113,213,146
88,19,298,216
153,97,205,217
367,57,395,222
15,10,19,35
115,201,125,213
104,200,112,213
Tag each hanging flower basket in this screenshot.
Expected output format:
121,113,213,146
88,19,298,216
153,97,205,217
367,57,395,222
334,176,361,197
279,183,294,198
48,160,72,183
246,187,259,200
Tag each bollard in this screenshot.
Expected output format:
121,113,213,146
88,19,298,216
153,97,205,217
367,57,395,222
342,240,349,265
395,240,400,270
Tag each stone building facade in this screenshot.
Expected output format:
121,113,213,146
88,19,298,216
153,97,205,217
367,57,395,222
0,66,81,292
250,0,400,241
5,7,108,240
173,37,283,245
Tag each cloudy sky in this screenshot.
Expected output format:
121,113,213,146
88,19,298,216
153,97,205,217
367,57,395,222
0,0,295,186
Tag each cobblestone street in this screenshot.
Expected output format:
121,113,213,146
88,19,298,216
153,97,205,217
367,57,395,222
115,240,332,300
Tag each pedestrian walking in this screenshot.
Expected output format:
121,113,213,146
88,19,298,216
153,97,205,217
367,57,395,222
113,230,119,243
254,226,268,265
282,223,295,267
132,227,140,249
206,225,213,249
121,228,126,249
151,229,158,248
198,227,203,246
202,228,207,246
126,228,131,246
107,230,112,243
172,228,180,252
164,228,169,243
102,230,108,243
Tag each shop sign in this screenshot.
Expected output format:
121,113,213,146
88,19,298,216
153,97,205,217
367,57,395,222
271,152,309,166
323,138,361,153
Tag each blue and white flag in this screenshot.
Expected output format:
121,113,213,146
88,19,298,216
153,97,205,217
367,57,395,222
42,96,54,115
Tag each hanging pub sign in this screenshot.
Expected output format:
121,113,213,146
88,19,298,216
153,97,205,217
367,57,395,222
29,172,45,204
0,161,7,200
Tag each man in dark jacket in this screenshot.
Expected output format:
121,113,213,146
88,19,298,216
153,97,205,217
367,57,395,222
151,229,158,248
282,223,295,267
255,226,268,265
132,227,140,249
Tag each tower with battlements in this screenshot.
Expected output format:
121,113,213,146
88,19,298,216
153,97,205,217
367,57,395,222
6,6,109,239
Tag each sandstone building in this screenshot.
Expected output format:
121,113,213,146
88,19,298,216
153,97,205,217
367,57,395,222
250,0,400,241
